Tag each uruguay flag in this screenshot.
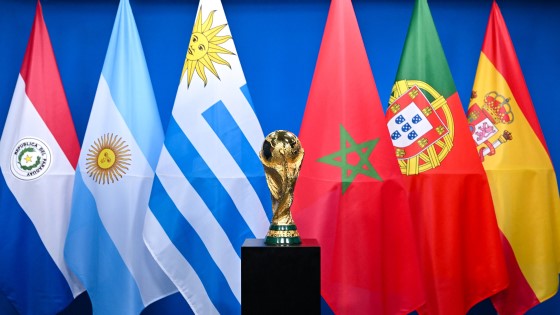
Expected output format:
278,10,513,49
64,0,176,314
0,2,84,314
143,0,272,313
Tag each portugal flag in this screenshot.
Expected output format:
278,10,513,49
467,2,560,314
291,0,424,313
385,0,508,314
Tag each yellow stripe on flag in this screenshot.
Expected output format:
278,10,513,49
469,52,560,301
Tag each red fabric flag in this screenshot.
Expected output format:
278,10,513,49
467,2,560,314
384,0,509,314
20,1,80,168
291,0,424,313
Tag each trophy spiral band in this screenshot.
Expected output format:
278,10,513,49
259,130,304,245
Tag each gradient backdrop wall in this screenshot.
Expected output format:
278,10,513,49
0,0,558,314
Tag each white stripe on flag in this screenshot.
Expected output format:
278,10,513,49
144,210,219,315
79,76,175,305
156,146,242,301
172,90,269,237
0,76,83,296
221,87,264,154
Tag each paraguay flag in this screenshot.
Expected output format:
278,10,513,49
0,2,84,314
64,0,176,314
143,0,272,313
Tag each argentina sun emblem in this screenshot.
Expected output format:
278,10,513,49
86,133,131,184
10,137,52,181
387,81,454,175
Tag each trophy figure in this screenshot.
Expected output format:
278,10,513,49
259,130,304,245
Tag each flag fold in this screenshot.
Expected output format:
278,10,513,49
143,0,272,313
385,0,509,314
291,0,425,314
467,2,560,314
64,1,176,314
0,2,83,314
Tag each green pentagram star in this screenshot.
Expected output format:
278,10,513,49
318,124,382,193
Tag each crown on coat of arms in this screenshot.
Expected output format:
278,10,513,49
482,91,514,124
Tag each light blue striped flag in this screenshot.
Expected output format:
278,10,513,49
143,0,272,313
64,0,176,314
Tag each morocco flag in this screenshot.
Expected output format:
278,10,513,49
467,2,560,314
291,0,424,313
384,0,508,314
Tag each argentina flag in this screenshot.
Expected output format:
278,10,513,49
64,0,176,314
143,0,272,313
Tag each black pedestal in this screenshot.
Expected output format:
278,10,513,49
241,239,320,315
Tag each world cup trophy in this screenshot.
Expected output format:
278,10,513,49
259,130,304,245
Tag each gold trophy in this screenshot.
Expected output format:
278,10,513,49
259,130,304,245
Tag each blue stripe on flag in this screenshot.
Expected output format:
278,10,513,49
164,117,255,255
202,98,271,221
0,176,73,315
149,177,239,313
240,85,254,110
64,171,143,315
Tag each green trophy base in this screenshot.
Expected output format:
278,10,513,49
264,224,301,245
241,238,320,314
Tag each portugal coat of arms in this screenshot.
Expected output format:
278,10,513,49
387,81,454,175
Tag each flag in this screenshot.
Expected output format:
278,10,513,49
467,2,560,314
290,0,425,313
143,0,272,313
0,2,83,314
384,0,509,314
64,1,176,314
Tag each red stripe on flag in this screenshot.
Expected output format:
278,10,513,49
20,1,80,168
481,1,549,156
408,93,509,315
491,233,540,315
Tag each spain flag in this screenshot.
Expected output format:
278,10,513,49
467,2,560,314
